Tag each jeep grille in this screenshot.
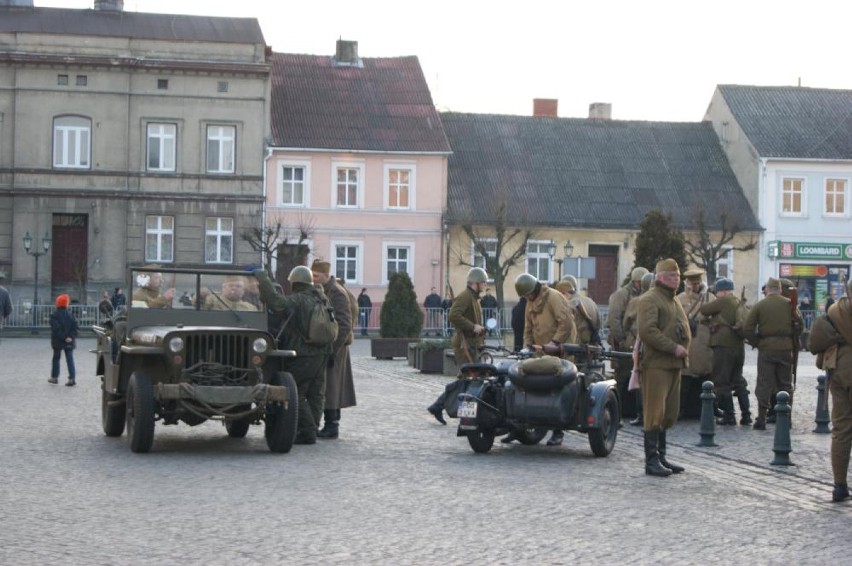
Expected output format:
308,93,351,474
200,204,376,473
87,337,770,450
183,334,253,386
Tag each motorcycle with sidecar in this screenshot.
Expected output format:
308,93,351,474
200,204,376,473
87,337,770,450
455,343,632,456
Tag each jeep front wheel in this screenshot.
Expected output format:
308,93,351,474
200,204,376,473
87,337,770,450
101,382,125,437
265,371,298,453
126,372,155,453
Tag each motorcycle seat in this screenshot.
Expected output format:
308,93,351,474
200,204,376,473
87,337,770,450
459,362,498,377
508,360,578,391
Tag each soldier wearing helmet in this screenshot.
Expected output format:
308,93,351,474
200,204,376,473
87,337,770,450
253,265,334,445
508,272,576,446
427,267,488,424
554,275,601,346
607,266,649,419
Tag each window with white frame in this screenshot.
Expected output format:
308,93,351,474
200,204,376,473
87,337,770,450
825,178,847,216
280,164,306,206
781,177,805,215
334,244,359,283
526,241,552,281
716,247,733,281
205,217,233,264
145,215,174,263
472,239,497,281
335,166,360,207
53,116,91,168
385,245,411,282
147,123,176,172
206,125,235,173
386,166,412,209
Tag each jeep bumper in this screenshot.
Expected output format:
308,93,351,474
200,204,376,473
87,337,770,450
155,383,289,405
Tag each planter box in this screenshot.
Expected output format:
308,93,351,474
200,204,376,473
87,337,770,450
371,337,419,359
419,348,444,374
443,349,459,376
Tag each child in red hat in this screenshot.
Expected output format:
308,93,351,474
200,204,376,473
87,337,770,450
49,294,79,386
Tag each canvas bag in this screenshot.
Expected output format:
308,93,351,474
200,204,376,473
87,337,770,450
304,295,339,346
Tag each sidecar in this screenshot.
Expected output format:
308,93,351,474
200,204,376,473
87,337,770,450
456,358,619,457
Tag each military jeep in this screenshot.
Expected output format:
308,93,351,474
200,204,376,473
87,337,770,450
93,266,297,453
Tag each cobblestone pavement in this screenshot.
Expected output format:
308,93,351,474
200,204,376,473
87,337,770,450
1,336,850,565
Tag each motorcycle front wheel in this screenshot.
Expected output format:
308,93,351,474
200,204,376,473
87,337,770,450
588,390,619,457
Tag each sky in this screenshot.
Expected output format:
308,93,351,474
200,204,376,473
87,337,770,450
34,0,852,122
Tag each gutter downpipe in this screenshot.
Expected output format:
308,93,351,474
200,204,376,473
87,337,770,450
758,157,768,286
262,145,273,273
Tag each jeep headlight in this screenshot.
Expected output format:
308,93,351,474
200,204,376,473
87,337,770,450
252,337,270,354
168,336,184,353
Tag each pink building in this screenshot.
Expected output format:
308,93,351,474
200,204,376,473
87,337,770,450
265,41,451,307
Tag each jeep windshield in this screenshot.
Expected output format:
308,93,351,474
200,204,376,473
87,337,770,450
129,268,262,313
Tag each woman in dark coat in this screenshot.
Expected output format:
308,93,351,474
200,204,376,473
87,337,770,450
49,293,79,386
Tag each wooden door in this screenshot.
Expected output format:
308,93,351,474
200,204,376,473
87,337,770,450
587,245,619,305
51,214,88,298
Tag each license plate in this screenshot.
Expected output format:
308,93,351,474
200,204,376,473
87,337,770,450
458,400,478,419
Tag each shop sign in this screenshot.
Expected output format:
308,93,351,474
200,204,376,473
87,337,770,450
779,264,829,278
776,241,852,260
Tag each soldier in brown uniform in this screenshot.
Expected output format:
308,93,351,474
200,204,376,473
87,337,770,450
636,258,690,477
311,260,356,439
607,267,649,417
622,272,654,425
809,279,852,502
427,267,487,424
132,267,176,308
743,277,803,430
516,272,576,446
699,277,748,425
555,275,601,346
677,268,715,418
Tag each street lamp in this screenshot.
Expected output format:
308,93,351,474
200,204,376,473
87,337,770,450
546,240,557,280
564,240,574,258
23,231,51,332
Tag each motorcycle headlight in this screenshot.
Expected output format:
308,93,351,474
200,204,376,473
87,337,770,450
252,337,269,354
168,336,184,353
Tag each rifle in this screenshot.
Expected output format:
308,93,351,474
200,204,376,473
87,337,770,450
788,286,799,391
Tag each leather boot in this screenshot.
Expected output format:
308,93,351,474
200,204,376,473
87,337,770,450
753,407,767,430
644,431,672,477
317,409,340,439
427,400,446,425
737,392,752,425
715,396,736,426
546,430,564,446
833,483,850,503
658,431,684,473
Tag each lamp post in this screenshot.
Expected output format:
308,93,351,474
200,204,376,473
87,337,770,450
23,231,51,332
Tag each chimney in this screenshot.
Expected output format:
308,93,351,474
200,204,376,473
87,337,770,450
334,39,361,67
588,102,612,120
94,0,124,11
533,98,558,117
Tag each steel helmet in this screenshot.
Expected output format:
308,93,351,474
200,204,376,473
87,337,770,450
467,267,488,283
560,275,579,292
514,273,538,297
288,265,313,285
630,266,649,281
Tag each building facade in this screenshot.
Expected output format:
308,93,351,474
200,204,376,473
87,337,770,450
705,85,852,310
0,1,269,305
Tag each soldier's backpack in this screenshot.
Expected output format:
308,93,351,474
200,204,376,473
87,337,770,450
304,294,338,346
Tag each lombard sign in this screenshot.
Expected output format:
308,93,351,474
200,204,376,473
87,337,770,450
775,241,852,261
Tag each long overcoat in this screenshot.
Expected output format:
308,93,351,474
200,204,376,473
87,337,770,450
324,276,356,409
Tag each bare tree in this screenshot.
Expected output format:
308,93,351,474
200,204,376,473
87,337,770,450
241,212,314,281
685,207,758,284
454,199,536,310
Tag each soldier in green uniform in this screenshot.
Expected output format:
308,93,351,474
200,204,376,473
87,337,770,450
743,277,803,430
699,277,748,425
622,272,655,426
608,267,649,418
255,266,332,445
636,258,690,477
427,267,488,424
204,275,258,311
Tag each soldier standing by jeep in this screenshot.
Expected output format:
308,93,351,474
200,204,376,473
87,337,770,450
255,266,332,445
312,260,356,440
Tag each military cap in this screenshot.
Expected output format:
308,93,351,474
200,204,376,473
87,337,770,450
714,277,734,292
310,260,331,275
655,258,679,273
641,272,655,292
779,278,795,289
765,277,782,291
683,268,704,279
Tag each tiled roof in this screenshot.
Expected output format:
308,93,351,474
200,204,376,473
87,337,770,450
442,112,761,231
270,52,451,153
0,7,265,44
718,84,852,159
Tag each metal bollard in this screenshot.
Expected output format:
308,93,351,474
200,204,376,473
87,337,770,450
697,380,718,447
813,374,831,434
770,391,795,466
